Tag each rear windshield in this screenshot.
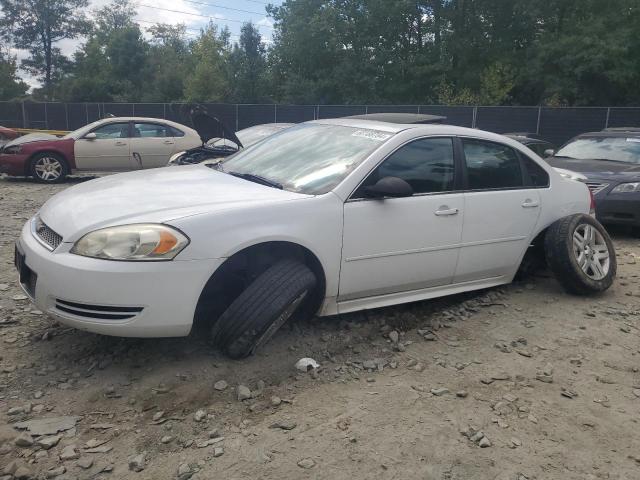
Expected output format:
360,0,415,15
556,137,640,164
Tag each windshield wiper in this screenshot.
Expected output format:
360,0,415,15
228,171,283,189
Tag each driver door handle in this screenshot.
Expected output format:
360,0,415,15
163,140,174,145
435,207,459,216
115,141,127,146
522,199,540,208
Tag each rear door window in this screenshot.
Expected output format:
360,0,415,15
463,139,523,190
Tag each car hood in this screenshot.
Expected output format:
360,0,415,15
547,157,640,180
39,165,310,240
191,111,242,148
3,132,59,148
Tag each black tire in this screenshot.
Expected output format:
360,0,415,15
30,152,68,183
544,214,616,295
211,259,316,359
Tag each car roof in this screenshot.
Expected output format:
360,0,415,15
344,113,447,124
575,130,640,139
310,118,529,145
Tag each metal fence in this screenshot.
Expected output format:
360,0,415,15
2,101,640,146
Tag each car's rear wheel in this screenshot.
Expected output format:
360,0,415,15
545,214,616,295
30,153,68,183
211,259,316,359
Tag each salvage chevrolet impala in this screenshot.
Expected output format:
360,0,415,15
15,119,616,358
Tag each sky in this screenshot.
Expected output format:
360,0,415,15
6,0,284,88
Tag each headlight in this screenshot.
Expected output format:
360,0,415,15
611,182,640,193
3,145,21,154
167,151,186,166
71,224,189,261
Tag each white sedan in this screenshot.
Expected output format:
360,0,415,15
15,119,616,358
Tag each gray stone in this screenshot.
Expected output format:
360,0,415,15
236,385,251,401
478,437,492,448
271,396,282,407
36,435,61,450
14,433,34,447
270,419,297,430
213,447,224,457
13,416,80,436
193,409,207,422
456,390,468,398
431,387,449,396
297,458,316,469
177,463,191,476
214,380,228,391
77,457,93,470
60,445,79,461
7,406,24,416
160,435,174,444
13,466,33,480
46,466,66,478
129,453,146,472
388,331,399,343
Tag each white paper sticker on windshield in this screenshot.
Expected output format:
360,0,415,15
351,129,392,141
626,138,640,143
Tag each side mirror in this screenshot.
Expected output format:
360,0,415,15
84,132,97,140
363,176,413,199
543,148,555,158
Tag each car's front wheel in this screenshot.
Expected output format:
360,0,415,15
545,214,616,294
30,152,68,183
211,259,316,359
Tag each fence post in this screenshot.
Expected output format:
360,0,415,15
605,107,611,129
235,104,239,131
44,102,48,130
536,106,542,134
472,106,478,128
274,104,277,123
65,103,69,130
21,101,27,128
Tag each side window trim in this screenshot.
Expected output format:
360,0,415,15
346,135,460,202
132,122,172,138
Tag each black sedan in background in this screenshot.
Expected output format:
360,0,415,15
504,132,555,158
546,128,640,230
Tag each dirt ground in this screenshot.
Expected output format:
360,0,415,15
1,175,639,480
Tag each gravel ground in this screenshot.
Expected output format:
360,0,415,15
1,175,639,480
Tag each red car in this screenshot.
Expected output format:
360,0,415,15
0,117,202,183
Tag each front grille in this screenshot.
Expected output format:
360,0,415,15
33,217,63,250
55,299,143,321
585,182,609,195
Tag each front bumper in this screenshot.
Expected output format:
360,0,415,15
16,221,223,337
595,193,640,227
0,153,29,176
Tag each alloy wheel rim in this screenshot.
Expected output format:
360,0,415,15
572,223,610,280
34,157,62,181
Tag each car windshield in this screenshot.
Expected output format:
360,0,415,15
236,124,292,147
62,119,105,139
220,123,394,194
556,137,640,164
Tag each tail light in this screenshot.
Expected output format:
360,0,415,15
588,188,596,216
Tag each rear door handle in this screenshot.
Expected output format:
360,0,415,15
435,207,459,216
163,140,174,145
522,199,539,208
115,141,127,146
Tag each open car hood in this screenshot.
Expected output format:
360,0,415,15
4,132,58,148
191,111,242,148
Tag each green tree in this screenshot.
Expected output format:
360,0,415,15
228,23,268,103
143,24,191,102
0,0,91,99
0,47,29,100
184,23,231,102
